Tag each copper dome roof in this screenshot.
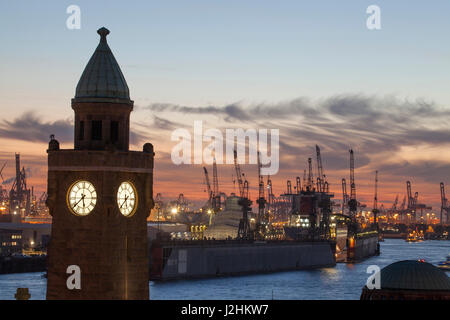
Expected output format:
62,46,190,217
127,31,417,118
380,260,450,291
75,27,130,102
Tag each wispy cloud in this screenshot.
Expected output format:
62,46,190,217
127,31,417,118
0,111,150,147
143,94,450,184
0,112,73,143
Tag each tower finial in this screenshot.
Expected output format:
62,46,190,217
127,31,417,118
97,27,110,43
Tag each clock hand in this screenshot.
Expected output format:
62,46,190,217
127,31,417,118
73,194,85,208
120,195,129,209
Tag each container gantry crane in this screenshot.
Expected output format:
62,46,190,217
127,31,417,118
316,145,324,192
212,158,220,211
348,149,357,218
372,171,379,230
342,178,348,214
203,167,213,209
256,152,267,226
307,158,313,191
234,150,252,240
440,182,449,225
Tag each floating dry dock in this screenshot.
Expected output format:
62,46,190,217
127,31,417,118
149,239,336,281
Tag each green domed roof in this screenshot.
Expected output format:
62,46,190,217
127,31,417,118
380,260,450,291
75,27,130,102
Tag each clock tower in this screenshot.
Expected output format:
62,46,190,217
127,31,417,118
46,27,154,300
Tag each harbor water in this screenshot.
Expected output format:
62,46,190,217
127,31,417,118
0,239,449,300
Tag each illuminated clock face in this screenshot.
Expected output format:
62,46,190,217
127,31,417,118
117,182,137,217
67,181,97,216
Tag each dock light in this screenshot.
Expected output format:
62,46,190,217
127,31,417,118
207,209,212,214
30,240,34,245
171,207,178,214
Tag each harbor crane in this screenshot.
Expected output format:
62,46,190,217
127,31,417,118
0,162,6,202
233,150,245,198
346,149,359,235
372,171,379,231
307,158,313,190
177,193,188,212
399,195,406,223
203,167,213,208
286,180,292,194
296,176,301,194
440,182,449,225
348,149,357,218
0,161,6,182
212,158,220,211
256,152,267,226
390,194,398,222
342,178,348,214
303,170,307,190
406,181,413,210
391,195,398,211
234,150,252,240
9,153,31,216
266,176,274,221
315,145,325,192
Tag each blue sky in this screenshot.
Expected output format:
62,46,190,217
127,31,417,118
1,0,450,119
1,1,450,208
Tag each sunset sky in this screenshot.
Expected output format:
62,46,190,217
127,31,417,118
1,1,450,210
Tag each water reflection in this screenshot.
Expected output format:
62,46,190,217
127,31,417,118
0,239,448,300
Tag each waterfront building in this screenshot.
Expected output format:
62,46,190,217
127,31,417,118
0,229,22,256
361,260,450,300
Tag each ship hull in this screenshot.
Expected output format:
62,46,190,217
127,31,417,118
150,240,336,281
347,233,379,262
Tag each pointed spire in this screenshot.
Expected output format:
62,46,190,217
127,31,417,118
74,27,131,103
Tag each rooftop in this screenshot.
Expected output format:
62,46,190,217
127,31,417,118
74,27,130,102
380,260,450,291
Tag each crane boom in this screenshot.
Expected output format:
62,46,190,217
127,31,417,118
348,149,357,217
307,158,313,190
212,158,220,211
257,152,266,224
400,196,406,211
441,182,447,225
373,171,378,211
213,158,219,198
296,176,301,194
372,171,379,229
203,167,213,206
342,178,347,214
0,161,6,182
391,195,398,211
233,150,244,198
406,181,413,209
349,149,356,201
316,145,324,192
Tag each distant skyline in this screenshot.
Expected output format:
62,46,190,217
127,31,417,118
1,1,450,210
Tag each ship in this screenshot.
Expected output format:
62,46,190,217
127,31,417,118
149,147,379,280
149,186,337,280
282,183,379,263
149,237,336,280
436,254,450,271
406,230,424,242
